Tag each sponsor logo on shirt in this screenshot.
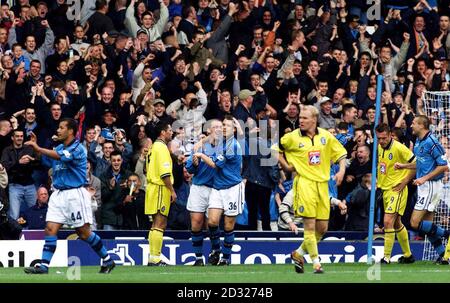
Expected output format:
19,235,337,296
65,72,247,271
308,151,321,166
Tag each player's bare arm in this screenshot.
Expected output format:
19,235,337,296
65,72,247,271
334,157,347,186
194,152,216,168
413,165,449,186
278,153,295,173
162,175,177,203
24,132,60,160
394,162,416,170
393,168,416,192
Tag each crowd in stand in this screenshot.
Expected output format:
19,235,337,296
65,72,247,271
0,0,449,233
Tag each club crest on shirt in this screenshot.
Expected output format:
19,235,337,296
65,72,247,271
299,143,304,148
380,162,386,174
299,206,304,213
308,151,321,165
161,206,166,212
388,153,393,160
62,150,71,158
419,147,424,154
320,137,326,145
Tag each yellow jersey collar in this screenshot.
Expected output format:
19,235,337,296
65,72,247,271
299,127,319,137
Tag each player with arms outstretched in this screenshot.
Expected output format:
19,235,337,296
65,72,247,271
24,118,115,274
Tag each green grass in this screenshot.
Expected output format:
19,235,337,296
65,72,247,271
0,262,449,283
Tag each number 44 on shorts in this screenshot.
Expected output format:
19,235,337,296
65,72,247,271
71,211,82,221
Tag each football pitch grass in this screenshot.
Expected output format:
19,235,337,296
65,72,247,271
0,262,449,283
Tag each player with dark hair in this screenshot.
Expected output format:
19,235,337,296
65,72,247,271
23,118,115,274
375,123,416,264
145,122,176,266
193,115,244,266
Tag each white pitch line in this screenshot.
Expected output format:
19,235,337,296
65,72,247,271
154,269,450,275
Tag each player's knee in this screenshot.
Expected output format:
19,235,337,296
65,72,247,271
383,218,393,228
191,220,203,232
208,218,220,227
45,225,58,235
317,226,328,236
410,218,420,230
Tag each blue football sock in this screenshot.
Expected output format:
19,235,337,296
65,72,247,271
84,232,111,264
222,230,234,260
41,235,57,269
191,230,204,258
209,225,221,251
419,221,446,238
428,234,445,256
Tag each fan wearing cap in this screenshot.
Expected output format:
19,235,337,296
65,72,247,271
388,91,410,125
232,89,268,127
318,97,336,129
125,0,169,43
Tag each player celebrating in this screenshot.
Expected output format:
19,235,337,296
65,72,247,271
185,120,222,266
375,123,416,264
145,122,176,266
274,105,347,274
194,115,244,266
23,118,115,274
395,116,450,264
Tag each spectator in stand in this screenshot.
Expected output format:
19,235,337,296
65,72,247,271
17,186,49,229
1,128,37,220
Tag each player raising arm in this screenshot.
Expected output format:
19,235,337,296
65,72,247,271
24,119,115,274
194,115,244,266
185,119,223,266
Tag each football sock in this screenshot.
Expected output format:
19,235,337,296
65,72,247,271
40,235,57,269
191,230,204,258
303,230,318,260
384,228,395,260
148,228,164,263
84,232,111,264
315,232,323,243
395,225,412,258
444,237,450,260
296,243,307,256
419,221,446,238
428,234,445,256
209,225,221,252
222,229,234,260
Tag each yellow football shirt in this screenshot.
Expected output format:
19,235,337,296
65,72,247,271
146,139,173,186
273,128,347,182
377,139,415,190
